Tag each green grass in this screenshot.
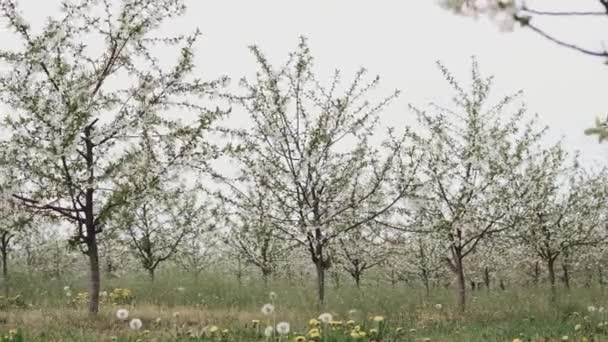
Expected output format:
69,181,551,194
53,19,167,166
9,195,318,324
0,269,607,341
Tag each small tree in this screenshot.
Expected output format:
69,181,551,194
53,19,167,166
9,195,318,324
176,225,217,282
0,0,227,313
225,38,417,306
114,186,202,281
519,157,608,299
221,178,295,286
336,227,388,288
405,59,547,312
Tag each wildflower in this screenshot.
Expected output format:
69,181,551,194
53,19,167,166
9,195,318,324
251,319,260,328
176,287,185,292
222,329,229,335
129,318,143,330
276,322,290,335
575,324,582,331
63,286,70,292
373,315,384,323
261,303,274,316
329,320,343,328
154,317,162,324
318,312,333,324
350,330,364,338
348,309,358,318
346,320,355,326
588,305,597,313
269,291,277,301
396,327,403,333
422,338,431,342
295,336,306,342
435,303,443,310
512,339,523,342
116,308,129,320
308,318,320,327
409,328,417,333
264,326,274,337
369,328,379,335
561,336,569,341
208,326,219,334
308,328,321,338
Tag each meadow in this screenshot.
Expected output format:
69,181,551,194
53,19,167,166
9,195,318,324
0,270,606,341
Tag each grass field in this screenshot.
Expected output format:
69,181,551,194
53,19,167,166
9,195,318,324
0,270,606,341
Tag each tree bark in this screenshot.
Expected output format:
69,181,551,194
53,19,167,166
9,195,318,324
456,260,466,312
315,258,326,308
422,271,430,298
87,233,101,314
483,267,491,292
547,256,557,302
561,261,570,290
148,267,155,281
0,234,9,297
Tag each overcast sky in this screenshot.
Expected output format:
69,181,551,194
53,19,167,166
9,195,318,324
9,0,608,167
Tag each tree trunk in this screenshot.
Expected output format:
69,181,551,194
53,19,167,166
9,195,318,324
315,258,326,308
561,262,570,290
499,278,506,291
584,266,592,288
451,250,466,313
533,261,540,286
483,267,491,292
87,235,101,314
456,262,466,312
1,238,8,297
2,249,8,297
148,268,155,281
599,265,604,287
547,257,556,302
422,271,430,298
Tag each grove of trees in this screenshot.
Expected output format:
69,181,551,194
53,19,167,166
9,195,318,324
0,0,607,316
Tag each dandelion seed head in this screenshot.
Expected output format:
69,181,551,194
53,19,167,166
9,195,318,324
276,321,290,335
318,312,333,323
261,303,274,316
116,308,129,320
129,318,143,330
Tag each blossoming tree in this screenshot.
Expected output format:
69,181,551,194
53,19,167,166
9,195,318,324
0,0,227,313
404,59,548,312
223,38,418,306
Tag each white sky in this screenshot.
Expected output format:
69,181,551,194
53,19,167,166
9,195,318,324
7,0,608,167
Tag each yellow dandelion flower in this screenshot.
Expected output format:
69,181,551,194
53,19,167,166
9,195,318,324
308,318,320,327
308,328,321,338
